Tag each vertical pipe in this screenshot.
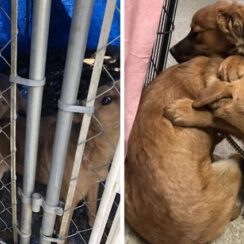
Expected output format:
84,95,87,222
58,0,117,238
10,0,18,242
105,206,120,244
20,1,52,243
89,140,121,244
40,1,94,242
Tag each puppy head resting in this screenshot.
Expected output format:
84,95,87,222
170,1,244,63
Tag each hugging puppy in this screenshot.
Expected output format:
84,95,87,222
165,55,244,135
126,1,244,244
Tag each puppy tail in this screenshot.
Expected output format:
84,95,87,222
192,82,232,108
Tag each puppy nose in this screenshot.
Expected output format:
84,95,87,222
170,46,176,57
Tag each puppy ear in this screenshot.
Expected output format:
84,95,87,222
217,6,244,47
193,82,232,108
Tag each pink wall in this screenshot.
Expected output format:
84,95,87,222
125,0,165,143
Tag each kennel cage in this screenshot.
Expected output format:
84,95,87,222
145,0,178,85
0,0,120,243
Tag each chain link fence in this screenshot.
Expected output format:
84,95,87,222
0,1,18,242
0,0,120,243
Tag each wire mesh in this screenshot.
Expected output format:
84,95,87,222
145,0,178,86
62,79,120,243
0,0,120,243
58,3,121,242
0,1,18,243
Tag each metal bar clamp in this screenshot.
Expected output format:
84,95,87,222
58,99,95,114
10,75,46,87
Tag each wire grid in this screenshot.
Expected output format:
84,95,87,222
65,111,120,243
145,0,178,86
62,8,120,243
0,114,12,243
0,2,18,243
0,1,120,243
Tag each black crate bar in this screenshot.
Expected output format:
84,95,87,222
145,0,178,86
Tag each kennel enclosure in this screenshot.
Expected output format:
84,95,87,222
0,0,120,243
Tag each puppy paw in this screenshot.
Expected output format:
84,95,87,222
164,99,196,127
211,98,232,118
218,55,244,82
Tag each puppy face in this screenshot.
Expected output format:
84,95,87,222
74,83,120,131
170,1,244,63
71,82,120,174
93,82,120,133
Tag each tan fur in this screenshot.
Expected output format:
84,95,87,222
170,1,244,63
126,56,243,244
164,55,244,134
35,85,120,232
0,83,120,237
126,1,244,243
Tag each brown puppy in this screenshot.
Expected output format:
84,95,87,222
125,56,243,244
165,56,244,135
164,54,244,132
0,83,119,237
126,1,244,242
14,84,120,235
170,1,244,63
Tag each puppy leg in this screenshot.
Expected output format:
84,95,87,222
57,195,79,240
164,98,214,127
87,182,99,226
211,98,233,119
211,156,242,221
211,98,244,135
200,157,243,243
218,55,244,82
192,82,232,108
164,98,241,136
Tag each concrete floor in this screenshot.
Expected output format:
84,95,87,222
126,0,244,243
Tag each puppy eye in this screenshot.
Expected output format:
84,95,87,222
101,96,112,105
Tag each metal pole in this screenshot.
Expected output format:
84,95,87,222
58,0,117,238
105,206,120,244
10,0,18,242
20,1,52,243
40,1,94,242
89,140,121,244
